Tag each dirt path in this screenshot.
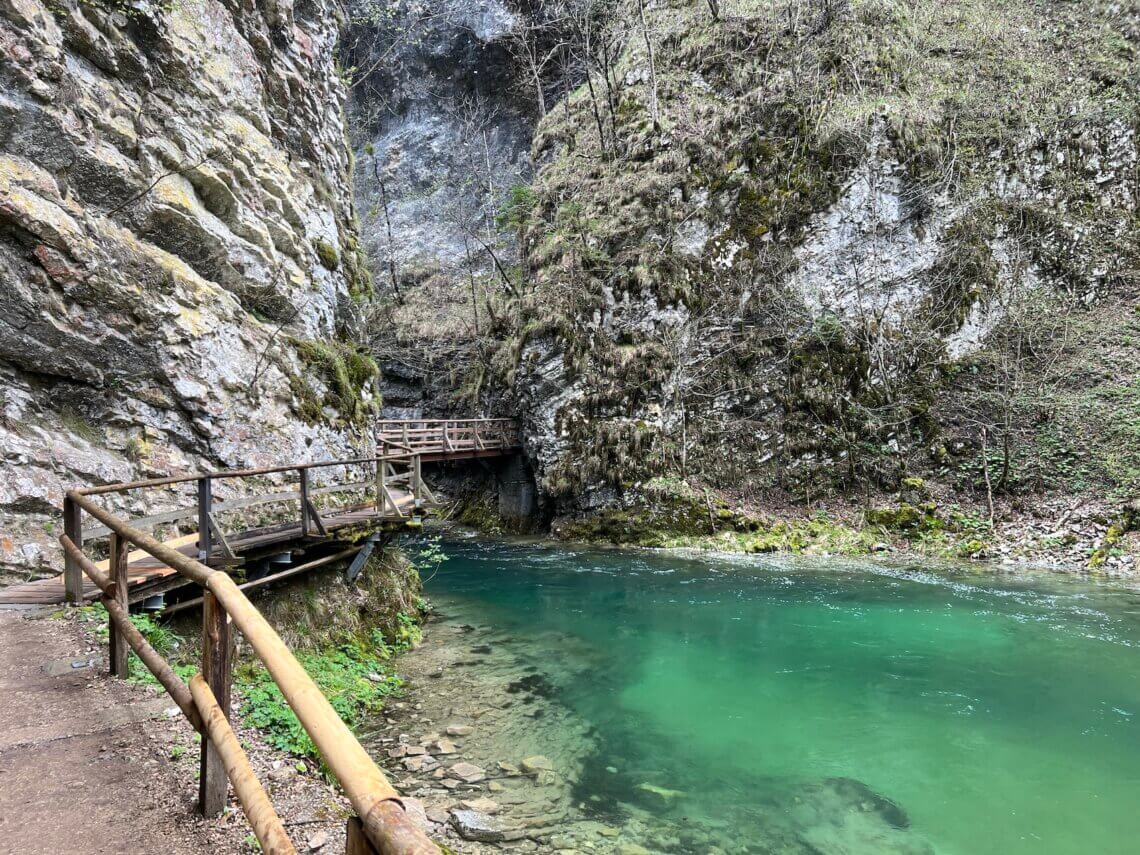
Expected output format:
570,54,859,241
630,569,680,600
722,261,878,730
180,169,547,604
0,609,230,854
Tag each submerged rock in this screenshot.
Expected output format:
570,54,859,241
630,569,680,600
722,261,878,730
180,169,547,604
824,777,910,829
450,809,506,842
521,755,554,775
461,797,501,814
448,761,487,783
635,782,686,804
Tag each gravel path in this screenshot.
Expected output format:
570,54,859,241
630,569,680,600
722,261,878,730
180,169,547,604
0,609,237,854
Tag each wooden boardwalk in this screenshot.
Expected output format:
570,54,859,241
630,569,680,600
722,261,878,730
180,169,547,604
0,496,416,607
0,419,519,609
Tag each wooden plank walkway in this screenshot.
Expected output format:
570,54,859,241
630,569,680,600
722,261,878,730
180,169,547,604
0,492,417,608
0,418,519,610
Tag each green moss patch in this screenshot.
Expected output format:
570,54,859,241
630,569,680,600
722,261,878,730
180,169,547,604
290,337,379,425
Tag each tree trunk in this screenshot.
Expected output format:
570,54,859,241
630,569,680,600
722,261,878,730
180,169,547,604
637,0,661,132
373,157,401,300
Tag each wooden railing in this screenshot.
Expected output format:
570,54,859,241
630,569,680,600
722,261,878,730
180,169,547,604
57,453,441,854
376,418,520,456
63,452,434,602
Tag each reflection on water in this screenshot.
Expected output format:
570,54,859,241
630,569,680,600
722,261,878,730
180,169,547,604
408,535,1140,854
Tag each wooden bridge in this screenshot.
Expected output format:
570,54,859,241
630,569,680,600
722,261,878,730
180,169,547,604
0,418,519,855
0,419,519,609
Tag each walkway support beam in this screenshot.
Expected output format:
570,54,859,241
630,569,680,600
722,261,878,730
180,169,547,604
108,533,129,677
63,495,83,603
199,589,233,817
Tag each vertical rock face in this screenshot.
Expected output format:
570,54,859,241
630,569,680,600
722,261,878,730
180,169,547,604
503,0,1139,508
344,0,532,416
0,0,372,579
348,0,530,279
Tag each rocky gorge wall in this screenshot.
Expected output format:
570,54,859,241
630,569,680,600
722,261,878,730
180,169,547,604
343,0,533,417
0,0,375,581
495,0,1140,519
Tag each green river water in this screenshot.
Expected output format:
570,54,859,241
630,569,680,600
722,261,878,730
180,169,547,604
418,537,1140,854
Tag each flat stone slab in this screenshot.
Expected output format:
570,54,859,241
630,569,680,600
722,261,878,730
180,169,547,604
448,761,486,782
450,809,506,842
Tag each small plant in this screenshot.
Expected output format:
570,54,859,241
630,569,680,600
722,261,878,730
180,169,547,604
124,435,151,462
312,238,340,271
238,636,403,759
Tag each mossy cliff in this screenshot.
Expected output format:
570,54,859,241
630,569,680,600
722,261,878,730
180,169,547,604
473,0,1138,558
0,0,380,581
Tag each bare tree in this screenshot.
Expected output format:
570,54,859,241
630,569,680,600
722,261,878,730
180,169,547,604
636,0,661,132
367,144,402,301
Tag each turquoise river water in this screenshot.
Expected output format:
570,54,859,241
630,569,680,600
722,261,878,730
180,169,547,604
418,538,1140,854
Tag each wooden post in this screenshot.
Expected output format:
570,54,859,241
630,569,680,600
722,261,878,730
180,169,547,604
108,532,130,678
63,495,83,604
412,455,422,502
374,458,382,511
197,477,213,562
299,468,311,536
199,590,233,817
378,460,387,514
345,816,380,855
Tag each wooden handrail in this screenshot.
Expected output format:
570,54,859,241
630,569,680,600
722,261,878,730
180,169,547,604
77,452,414,497
81,479,379,540
61,534,204,731
190,676,296,855
61,489,441,854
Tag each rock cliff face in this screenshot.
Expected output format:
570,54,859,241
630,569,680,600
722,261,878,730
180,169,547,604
0,0,373,580
343,0,533,416
497,0,1140,513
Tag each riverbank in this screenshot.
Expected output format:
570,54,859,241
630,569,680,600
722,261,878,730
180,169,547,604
365,594,745,854
54,548,436,853
538,477,1140,579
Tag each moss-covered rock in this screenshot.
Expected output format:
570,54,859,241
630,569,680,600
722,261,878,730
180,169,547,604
866,503,944,534
312,238,340,271
254,548,425,651
290,337,380,425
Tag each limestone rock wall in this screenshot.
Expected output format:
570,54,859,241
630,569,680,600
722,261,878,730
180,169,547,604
501,0,1139,509
0,0,371,580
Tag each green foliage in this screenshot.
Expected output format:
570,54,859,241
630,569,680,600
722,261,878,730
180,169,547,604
59,406,103,445
237,630,405,758
124,435,151,462
312,239,340,271
291,338,379,425
75,604,195,685
407,535,449,585
497,185,537,232
341,234,375,302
